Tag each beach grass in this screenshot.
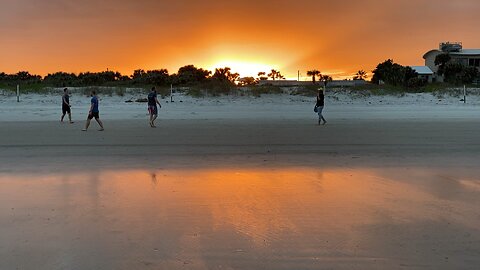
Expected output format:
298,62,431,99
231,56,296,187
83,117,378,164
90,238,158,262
2,82,480,98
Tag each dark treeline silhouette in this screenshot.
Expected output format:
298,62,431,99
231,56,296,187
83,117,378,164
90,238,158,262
434,53,478,85
0,71,43,85
372,59,478,88
0,65,244,88
371,59,425,88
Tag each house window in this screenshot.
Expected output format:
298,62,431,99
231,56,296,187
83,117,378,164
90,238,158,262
469,59,480,67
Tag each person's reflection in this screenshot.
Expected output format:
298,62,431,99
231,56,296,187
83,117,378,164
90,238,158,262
150,173,158,188
314,170,325,193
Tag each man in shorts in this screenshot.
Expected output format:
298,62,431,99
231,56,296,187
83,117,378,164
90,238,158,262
82,90,104,131
147,87,162,128
61,88,74,123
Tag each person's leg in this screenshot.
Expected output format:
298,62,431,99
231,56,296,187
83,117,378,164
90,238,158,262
149,113,154,127
95,117,104,130
318,106,325,125
61,113,65,122
82,119,91,131
68,112,73,123
151,114,158,127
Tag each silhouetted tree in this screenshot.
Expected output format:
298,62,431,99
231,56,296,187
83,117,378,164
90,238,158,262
257,72,268,81
175,65,211,85
119,75,131,82
145,69,169,85
132,69,147,83
307,70,321,83
443,63,478,85
319,74,333,86
372,59,404,86
372,59,422,87
434,53,451,76
213,67,239,84
353,70,368,80
238,77,256,86
44,72,78,87
1,71,43,85
268,69,285,81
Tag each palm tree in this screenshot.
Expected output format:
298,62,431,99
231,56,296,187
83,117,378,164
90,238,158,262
353,70,368,80
268,69,285,81
213,67,239,84
268,69,278,81
320,75,333,86
257,72,268,81
277,71,285,80
306,70,321,83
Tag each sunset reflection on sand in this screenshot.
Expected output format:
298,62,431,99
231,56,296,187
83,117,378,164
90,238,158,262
1,167,480,269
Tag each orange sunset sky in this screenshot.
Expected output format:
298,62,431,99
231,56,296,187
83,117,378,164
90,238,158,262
1,0,479,79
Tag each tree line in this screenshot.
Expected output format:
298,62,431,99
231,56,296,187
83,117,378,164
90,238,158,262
433,54,478,85
371,56,478,88
0,66,293,88
3,57,475,90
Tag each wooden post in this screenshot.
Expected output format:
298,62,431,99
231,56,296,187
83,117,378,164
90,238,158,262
464,85,466,104
170,84,173,102
17,85,19,102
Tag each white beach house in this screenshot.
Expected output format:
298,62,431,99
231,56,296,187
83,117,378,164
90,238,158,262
423,42,480,82
409,66,434,83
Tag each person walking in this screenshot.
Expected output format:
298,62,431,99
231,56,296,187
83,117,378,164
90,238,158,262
82,90,104,131
315,89,327,125
147,87,162,128
61,88,74,123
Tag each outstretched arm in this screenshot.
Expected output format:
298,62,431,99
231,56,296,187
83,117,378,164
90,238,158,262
155,97,161,108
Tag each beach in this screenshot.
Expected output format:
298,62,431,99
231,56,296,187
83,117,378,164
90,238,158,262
1,93,480,269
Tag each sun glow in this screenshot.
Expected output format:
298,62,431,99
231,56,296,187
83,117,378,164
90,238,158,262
207,60,277,78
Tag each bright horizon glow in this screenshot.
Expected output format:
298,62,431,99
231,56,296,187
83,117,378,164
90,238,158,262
207,60,278,78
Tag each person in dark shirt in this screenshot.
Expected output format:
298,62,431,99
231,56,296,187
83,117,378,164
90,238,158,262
316,89,327,125
61,88,73,123
147,87,162,128
82,90,104,131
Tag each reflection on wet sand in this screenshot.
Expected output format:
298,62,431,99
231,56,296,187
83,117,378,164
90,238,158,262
1,167,479,269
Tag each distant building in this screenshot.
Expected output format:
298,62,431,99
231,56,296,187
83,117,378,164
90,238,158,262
409,66,434,83
423,42,480,82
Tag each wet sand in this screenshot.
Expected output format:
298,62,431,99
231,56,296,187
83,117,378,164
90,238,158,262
1,118,480,170
1,118,480,269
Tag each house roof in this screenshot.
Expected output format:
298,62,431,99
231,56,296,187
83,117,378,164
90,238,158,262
424,49,480,59
410,66,434,75
423,50,442,59
450,49,480,56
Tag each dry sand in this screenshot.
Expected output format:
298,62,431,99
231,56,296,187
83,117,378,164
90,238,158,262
1,117,480,269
